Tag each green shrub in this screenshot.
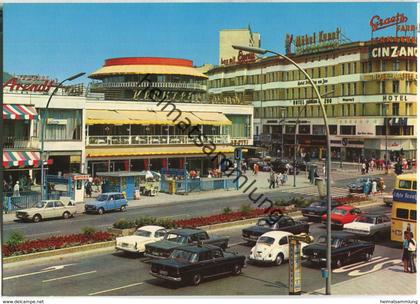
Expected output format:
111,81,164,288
113,219,135,229
81,226,97,235
222,207,232,214
274,199,288,207
156,217,176,229
240,203,252,214
6,231,25,247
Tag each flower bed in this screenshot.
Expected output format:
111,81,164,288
334,195,367,204
2,231,114,257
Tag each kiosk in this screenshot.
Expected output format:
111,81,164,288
46,174,90,202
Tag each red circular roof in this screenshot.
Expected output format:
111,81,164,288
104,57,193,68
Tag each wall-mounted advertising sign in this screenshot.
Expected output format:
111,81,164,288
220,50,256,66
285,28,341,55
370,13,408,32
3,77,56,93
371,45,417,58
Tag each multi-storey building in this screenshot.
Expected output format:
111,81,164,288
207,35,417,162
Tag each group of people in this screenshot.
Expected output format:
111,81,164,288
362,177,385,197
268,169,288,188
402,226,416,273
3,174,33,197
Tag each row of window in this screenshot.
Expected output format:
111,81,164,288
255,103,415,119
269,125,414,136
208,59,417,88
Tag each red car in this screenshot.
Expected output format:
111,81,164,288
321,205,362,228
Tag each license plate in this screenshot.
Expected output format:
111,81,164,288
159,270,168,275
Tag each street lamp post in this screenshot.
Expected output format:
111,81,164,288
233,45,333,295
384,102,390,174
40,72,86,200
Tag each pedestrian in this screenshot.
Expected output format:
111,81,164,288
281,172,286,186
402,231,410,273
13,181,20,197
269,169,276,189
361,163,366,175
322,165,326,177
378,178,385,194
407,233,417,273
363,179,370,198
371,179,377,195
370,159,375,171
365,160,370,173
278,172,284,186
85,181,92,198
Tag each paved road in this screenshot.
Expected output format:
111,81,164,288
3,204,404,296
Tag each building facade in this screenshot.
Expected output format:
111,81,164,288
207,36,417,162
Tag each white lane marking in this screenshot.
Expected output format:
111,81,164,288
348,259,401,277
332,256,383,273
4,264,76,280
333,257,389,273
88,282,144,296
42,271,97,283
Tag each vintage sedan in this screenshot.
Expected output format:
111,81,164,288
343,214,391,239
150,245,246,286
115,225,167,254
301,199,342,221
15,200,77,223
302,232,375,268
248,231,312,265
321,205,362,228
242,215,309,243
347,177,381,193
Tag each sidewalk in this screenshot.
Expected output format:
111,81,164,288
309,265,416,295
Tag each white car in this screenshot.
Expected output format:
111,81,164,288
343,214,391,238
248,231,311,265
115,225,167,254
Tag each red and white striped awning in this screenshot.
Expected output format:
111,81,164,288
3,151,53,168
3,104,39,120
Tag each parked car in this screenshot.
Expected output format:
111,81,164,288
242,215,309,243
302,232,375,268
145,228,229,259
271,160,300,175
84,192,128,215
383,194,393,207
347,177,381,193
248,231,312,265
301,199,342,221
115,225,167,254
15,199,77,223
321,205,362,228
150,244,246,286
343,214,391,239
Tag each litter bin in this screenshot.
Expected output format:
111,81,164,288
168,180,176,194
315,177,326,198
321,268,329,279
309,164,318,184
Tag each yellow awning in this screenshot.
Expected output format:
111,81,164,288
90,65,207,79
86,110,232,126
86,145,235,158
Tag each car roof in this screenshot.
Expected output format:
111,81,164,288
260,231,292,238
176,244,220,253
320,231,357,239
137,225,165,232
335,205,356,210
168,228,203,235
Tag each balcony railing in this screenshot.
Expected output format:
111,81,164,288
90,81,207,91
86,134,230,146
3,137,40,150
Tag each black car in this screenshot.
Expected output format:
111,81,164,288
301,199,342,221
302,232,375,268
347,177,381,193
271,160,300,175
242,215,309,243
150,245,246,286
145,228,229,259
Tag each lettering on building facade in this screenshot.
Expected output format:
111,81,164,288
369,13,408,32
285,28,341,55
371,45,417,58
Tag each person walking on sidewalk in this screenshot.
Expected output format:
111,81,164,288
408,233,417,273
361,163,366,175
363,179,371,198
371,179,377,195
13,181,20,197
269,169,276,189
402,231,410,272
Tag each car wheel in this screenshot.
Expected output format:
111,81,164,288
191,273,202,286
335,258,343,268
120,205,127,212
365,252,372,261
98,208,105,215
32,214,42,223
63,212,70,219
274,253,284,266
232,264,242,275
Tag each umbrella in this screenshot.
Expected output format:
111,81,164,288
138,170,154,179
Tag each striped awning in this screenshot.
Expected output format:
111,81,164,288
3,151,52,168
3,104,39,120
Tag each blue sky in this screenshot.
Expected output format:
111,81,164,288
4,2,417,83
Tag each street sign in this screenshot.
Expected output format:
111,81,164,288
234,148,242,161
289,239,302,295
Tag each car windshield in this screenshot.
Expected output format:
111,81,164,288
34,201,46,208
164,233,187,244
356,178,368,183
257,219,271,227
317,236,341,248
310,201,326,207
96,194,108,201
169,249,199,263
134,230,152,237
257,236,275,245
332,208,347,215
355,216,375,224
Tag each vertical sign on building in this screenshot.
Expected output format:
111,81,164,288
289,239,302,295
